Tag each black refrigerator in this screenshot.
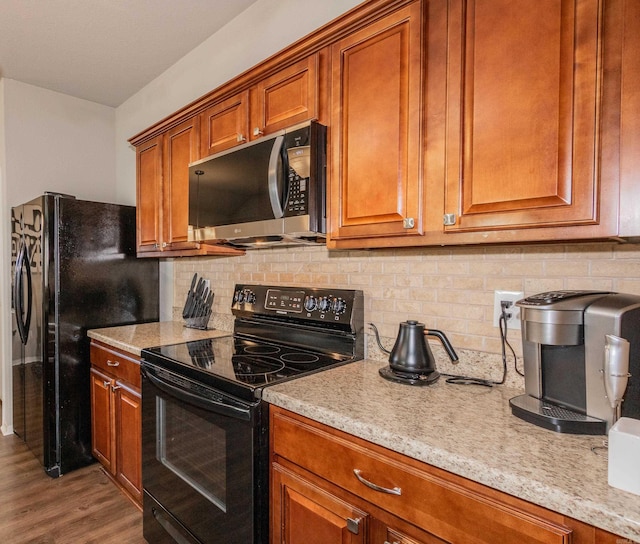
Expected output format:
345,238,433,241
11,193,159,477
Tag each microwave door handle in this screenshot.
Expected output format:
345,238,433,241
268,135,285,218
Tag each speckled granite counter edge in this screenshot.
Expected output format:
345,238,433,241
263,360,640,543
87,321,230,356
88,330,144,356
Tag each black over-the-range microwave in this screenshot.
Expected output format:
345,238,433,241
188,120,327,249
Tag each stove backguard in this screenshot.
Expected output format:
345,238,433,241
231,284,364,361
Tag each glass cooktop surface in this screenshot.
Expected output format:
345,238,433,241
142,335,352,397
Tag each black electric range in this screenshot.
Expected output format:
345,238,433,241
142,284,364,402
140,284,364,544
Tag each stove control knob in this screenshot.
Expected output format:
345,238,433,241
304,295,317,312
331,297,347,314
318,296,331,313
245,290,256,305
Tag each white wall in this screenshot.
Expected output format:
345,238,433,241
3,80,117,206
0,79,116,433
0,79,9,433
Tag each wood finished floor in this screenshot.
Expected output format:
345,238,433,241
0,429,145,543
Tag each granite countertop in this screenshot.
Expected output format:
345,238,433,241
262,359,640,543
87,321,230,356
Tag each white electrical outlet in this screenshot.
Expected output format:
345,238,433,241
493,290,524,328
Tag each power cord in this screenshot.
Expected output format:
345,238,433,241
370,304,520,388
499,302,523,377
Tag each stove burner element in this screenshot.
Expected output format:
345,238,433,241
233,356,286,376
280,352,320,364
243,345,281,355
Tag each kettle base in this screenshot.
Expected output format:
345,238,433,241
379,365,440,386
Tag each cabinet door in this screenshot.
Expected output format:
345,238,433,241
620,0,640,236
252,55,319,138
90,367,115,474
136,135,164,253
163,116,200,249
200,91,250,156
329,1,423,242
115,381,142,503
272,406,573,544
272,463,368,544
443,0,602,233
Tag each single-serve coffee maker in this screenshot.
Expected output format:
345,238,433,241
509,290,640,434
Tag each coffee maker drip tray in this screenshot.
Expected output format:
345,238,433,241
509,394,606,435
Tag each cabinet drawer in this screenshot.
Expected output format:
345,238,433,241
90,342,141,388
271,407,572,544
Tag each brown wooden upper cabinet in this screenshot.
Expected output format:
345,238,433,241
442,0,607,234
328,1,423,242
162,117,201,249
132,0,637,253
136,134,163,254
137,117,200,254
200,55,319,157
135,116,243,257
330,0,632,249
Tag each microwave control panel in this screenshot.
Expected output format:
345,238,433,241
286,168,307,215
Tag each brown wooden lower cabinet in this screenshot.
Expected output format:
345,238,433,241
270,406,627,544
90,341,142,507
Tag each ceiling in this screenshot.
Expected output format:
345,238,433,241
0,0,260,107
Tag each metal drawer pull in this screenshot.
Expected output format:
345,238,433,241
346,517,361,535
106,359,120,367
353,469,402,495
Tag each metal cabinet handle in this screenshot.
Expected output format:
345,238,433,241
102,380,111,388
253,127,264,137
443,213,456,226
106,360,120,367
346,517,361,535
111,384,122,391
353,469,402,495
236,134,246,143
403,217,415,229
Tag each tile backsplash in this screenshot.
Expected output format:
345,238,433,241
172,242,640,389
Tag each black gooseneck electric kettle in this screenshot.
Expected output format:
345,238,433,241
379,320,458,385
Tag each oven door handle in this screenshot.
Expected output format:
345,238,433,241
142,367,253,422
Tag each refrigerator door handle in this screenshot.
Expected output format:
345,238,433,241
14,243,26,344
23,246,33,341
14,242,32,345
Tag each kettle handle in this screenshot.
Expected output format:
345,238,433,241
425,329,459,362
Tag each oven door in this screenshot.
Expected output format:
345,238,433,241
141,361,267,544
